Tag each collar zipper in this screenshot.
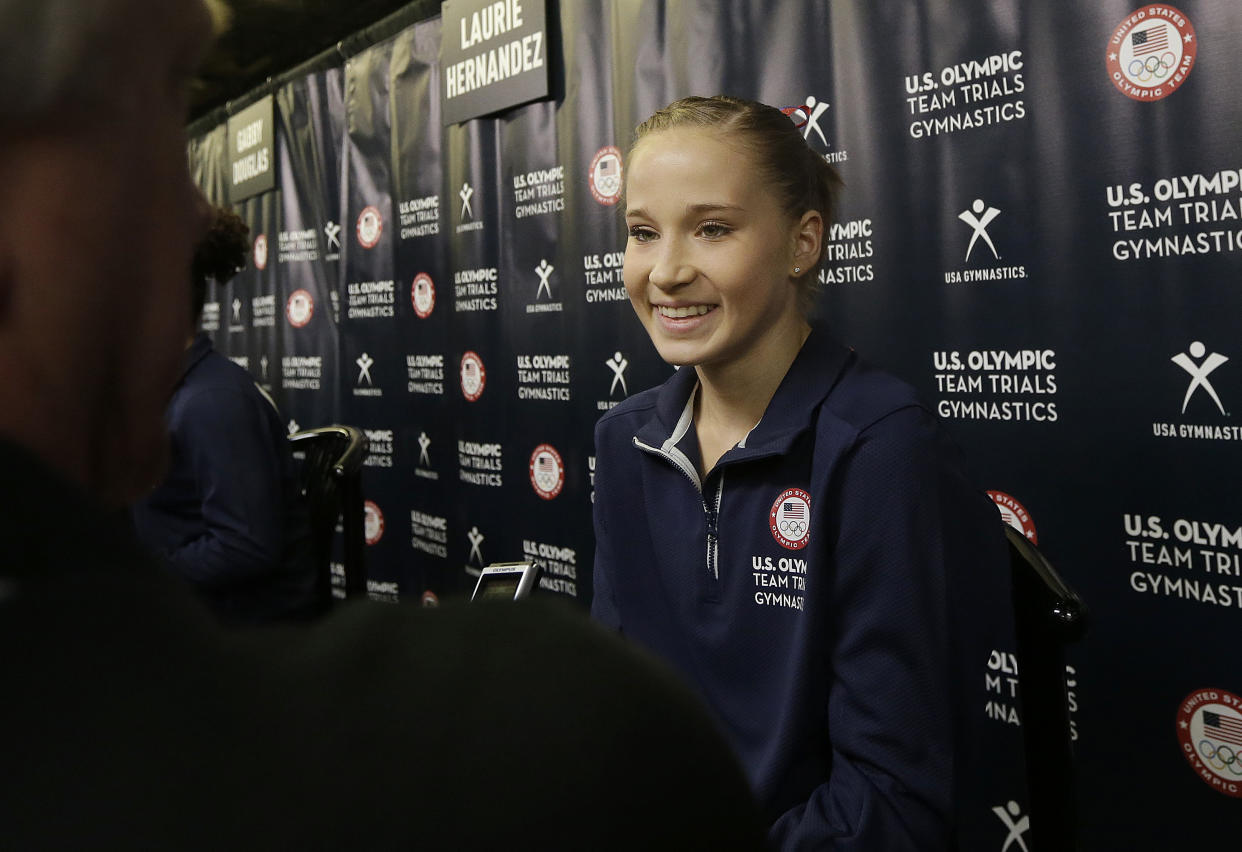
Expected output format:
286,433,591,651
633,437,724,582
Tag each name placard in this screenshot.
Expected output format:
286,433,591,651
227,95,275,202
441,0,549,125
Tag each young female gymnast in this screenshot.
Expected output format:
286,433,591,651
592,95,1005,849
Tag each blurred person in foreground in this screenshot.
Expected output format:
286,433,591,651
0,2,765,848
132,205,318,624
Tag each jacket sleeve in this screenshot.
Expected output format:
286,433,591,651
161,387,287,587
770,406,965,850
589,421,623,632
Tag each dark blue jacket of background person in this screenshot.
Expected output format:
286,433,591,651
133,333,316,624
592,329,1013,850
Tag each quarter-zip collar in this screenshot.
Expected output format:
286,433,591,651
634,327,855,466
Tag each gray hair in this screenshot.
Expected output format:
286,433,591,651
0,1,118,120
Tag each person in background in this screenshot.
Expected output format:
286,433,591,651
132,204,317,624
0,4,766,847
592,95,1008,849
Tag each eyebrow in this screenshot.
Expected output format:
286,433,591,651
625,203,745,218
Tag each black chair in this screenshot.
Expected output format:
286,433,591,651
288,425,369,608
1006,525,1088,852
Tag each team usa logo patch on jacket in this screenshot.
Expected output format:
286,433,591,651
770,488,811,550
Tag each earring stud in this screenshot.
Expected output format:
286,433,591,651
793,267,801,274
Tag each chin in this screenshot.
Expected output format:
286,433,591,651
652,341,700,368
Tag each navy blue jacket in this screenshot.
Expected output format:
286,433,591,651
592,330,1009,850
133,333,315,623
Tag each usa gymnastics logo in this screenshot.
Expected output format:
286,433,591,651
356,205,383,248
411,272,435,319
529,444,565,500
1177,687,1242,798
770,488,811,550
253,234,268,270
989,490,1038,544
363,500,385,546
1106,5,1197,102
589,146,623,206
460,350,486,401
285,289,314,328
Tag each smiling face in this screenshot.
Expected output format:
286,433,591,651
623,127,812,372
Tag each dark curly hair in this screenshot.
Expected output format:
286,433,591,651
191,205,249,323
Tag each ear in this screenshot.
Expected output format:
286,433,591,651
791,210,823,275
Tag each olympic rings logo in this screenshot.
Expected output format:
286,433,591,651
780,519,807,535
1127,52,1177,82
1199,740,1242,776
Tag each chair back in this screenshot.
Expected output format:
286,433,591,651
288,425,369,607
1006,525,1087,852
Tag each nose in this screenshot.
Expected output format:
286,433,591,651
647,238,695,291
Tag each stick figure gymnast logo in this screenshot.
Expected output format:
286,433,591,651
798,95,830,146
991,800,1030,852
958,199,1001,261
606,352,628,397
535,259,554,299
459,182,474,220
467,526,485,566
323,220,341,250
1172,342,1229,415
356,352,374,385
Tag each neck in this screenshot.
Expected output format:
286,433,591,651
693,314,811,470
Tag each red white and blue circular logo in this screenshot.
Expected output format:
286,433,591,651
529,444,565,500
356,205,383,248
1106,5,1197,102
1177,687,1242,798
363,500,384,546
989,490,1037,544
285,288,314,328
460,351,486,401
589,146,624,206
412,272,435,319
770,488,811,550
253,234,268,270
